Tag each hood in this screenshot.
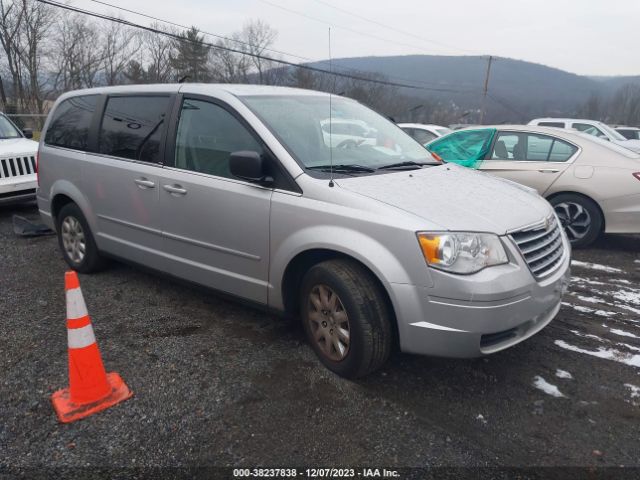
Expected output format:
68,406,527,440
335,164,553,235
0,137,38,157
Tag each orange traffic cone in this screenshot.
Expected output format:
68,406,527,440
51,271,133,423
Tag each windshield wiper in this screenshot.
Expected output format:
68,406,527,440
307,164,376,173
377,161,439,170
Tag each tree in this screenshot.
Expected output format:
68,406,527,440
170,27,211,82
144,23,174,83
101,21,141,86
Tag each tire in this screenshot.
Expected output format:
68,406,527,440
56,203,107,273
549,193,603,248
299,259,392,378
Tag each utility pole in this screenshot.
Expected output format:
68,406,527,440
479,55,493,125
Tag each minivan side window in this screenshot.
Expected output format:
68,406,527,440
44,95,98,150
174,99,263,179
98,96,171,163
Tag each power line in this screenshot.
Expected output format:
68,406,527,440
37,0,474,94
85,0,313,63
308,0,484,56
83,0,479,93
260,0,468,58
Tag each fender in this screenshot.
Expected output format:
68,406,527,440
49,180,98,234
268,224,433,311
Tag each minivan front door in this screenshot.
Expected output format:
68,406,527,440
480,131,576,195
159,97,272,303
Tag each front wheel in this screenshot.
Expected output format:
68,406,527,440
300,259,392,378
549,194,602,248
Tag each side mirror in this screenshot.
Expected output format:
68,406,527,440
229,151,274,186
22,128,33,139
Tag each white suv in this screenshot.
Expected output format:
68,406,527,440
529,118,640,153
0,113,38,204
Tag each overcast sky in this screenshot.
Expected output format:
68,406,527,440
88,0,639,76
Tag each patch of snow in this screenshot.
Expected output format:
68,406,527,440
610,279,632,285
570,330,606,342
571,260,623,274
612,290,640,306
555,340,640,368
562,303,617,318
618,343,640,352
571,276,607,286
475,414,487,425
575,295,605,304
610,328,640,339
615,304,640,315
533,376,566,398
556,369,573,379
625,384,640,398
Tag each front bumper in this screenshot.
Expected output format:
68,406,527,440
391,233,571,358
0,177,37,205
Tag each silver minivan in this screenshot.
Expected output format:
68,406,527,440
37,84,570,377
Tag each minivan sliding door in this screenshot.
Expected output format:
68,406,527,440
85,94,174,269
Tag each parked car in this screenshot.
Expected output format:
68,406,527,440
398,123,452,145
613,125,640,140
0,112,38,204
319,118,377,149
37,85,570,377
427,125,640,247
528,118,640,153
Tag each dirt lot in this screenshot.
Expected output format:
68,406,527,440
1,203,639,476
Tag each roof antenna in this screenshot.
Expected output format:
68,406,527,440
328,27,335,188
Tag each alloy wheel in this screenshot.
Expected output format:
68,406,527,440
307,284,350,361
554,202,591,242
61,215,86,264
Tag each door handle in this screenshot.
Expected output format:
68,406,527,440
134,178,156,189
163,184,188,196
538,169,560,173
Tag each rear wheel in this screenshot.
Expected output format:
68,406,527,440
300,259,392,378
549,193,602,248
56,203,106,273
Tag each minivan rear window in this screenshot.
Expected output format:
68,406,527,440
44,95,98,150
98,96,171,163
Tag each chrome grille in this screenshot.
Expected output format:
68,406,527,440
0,156,36,178
511,216,565,279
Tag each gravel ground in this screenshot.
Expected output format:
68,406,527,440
1,203,640,475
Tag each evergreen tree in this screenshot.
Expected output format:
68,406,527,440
170,27,211,82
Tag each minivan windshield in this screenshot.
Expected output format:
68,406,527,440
242,95,433,171
0,114,22,139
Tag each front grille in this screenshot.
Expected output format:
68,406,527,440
511,215,565,279
480,327,519,349
0,156,37,178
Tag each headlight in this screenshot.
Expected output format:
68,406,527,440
417,232,508,274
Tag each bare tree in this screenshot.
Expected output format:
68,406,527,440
102,20,141,86
210,35,250,83
144,23,174,83
52,14,103,91
240,19,278,84
0,0,26,108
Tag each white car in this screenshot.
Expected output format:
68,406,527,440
528,118,640,153
0,113,38,204
398,123,452,145
320,118,377,148
613,125,640,140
